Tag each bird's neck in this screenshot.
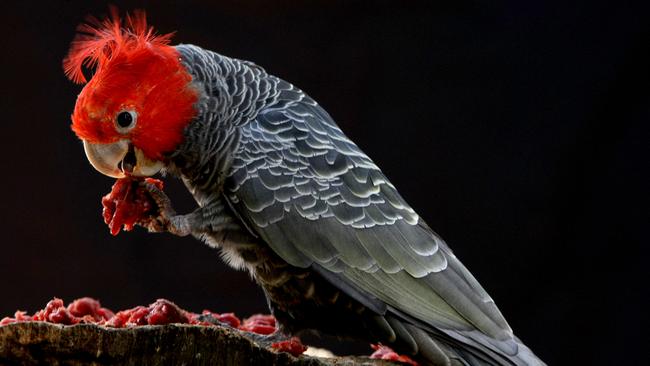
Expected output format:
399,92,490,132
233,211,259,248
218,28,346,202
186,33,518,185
164,45,281,204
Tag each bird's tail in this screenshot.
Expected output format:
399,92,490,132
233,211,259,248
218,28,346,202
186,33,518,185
384,315,545,366
437,335,546,366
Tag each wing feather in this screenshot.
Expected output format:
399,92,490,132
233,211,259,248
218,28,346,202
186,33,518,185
225,82,518,359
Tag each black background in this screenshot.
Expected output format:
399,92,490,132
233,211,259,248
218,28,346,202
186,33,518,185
0,1,647,364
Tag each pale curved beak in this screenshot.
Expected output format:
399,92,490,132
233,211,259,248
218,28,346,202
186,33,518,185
83,140,163,178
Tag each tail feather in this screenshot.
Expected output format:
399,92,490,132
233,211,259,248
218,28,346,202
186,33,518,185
384,314,545,366
440,329,546,366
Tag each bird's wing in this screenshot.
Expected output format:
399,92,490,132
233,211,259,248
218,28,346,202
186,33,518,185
225,83,517,356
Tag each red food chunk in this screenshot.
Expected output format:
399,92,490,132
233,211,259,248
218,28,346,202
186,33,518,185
37,298,76,325
67,297,99,317
96,307,115,322
29,299,72,324
147,299,189,325
102,177,164,236
105,299,190,328
49,307,74,325
104,309,130,328
67,297,114,322
107,306,149,327
14,311,32,322
239,314,277,335
271,337,308,357
1,298,117,326
0,310,33,325
370,344,419,366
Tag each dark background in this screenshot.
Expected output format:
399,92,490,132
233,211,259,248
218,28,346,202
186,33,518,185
0,1,647,364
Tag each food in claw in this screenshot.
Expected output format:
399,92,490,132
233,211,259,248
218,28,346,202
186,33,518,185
101,177,163,235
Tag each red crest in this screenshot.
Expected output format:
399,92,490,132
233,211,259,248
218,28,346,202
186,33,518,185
64,8,198,160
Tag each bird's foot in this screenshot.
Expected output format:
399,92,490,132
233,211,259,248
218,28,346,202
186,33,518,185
136,179,190,236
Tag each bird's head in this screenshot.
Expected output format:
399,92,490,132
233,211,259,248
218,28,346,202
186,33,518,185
64,9,198,178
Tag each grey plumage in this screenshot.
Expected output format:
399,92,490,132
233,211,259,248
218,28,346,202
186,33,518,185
163,44,545,366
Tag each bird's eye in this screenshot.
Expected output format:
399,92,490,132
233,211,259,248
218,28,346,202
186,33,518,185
115,110,137,132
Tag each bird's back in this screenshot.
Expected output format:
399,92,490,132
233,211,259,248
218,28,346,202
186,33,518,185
174,44,545,366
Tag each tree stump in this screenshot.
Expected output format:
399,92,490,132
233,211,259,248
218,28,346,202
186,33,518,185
0,322,395,366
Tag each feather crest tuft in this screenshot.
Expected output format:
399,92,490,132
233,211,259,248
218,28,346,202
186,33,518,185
63,8,174,84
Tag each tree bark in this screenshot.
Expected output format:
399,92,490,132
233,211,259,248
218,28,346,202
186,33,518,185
0,322,395,366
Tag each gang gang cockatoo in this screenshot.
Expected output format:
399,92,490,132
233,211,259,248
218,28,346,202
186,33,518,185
64,10,545,366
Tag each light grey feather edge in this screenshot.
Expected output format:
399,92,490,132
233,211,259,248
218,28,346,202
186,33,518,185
225,79,541,365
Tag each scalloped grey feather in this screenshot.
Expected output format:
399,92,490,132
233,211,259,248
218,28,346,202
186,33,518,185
162,44,546,366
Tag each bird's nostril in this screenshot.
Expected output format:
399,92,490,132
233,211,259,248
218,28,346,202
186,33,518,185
120,145,137,174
